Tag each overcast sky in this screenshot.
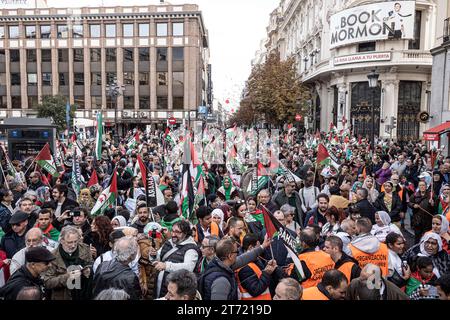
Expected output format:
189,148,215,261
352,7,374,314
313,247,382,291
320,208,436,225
46,0,280,111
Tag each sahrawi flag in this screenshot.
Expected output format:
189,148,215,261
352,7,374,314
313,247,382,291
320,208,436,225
127,132,140,149
317,143,341,170
261,205,305,280
179,133,195,219
91,169,117,217
35,143,59,177
94,112,103,160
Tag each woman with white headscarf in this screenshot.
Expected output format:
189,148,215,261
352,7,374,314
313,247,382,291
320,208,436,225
111,215,127,228
404,232,450,278
371,211,403,242
430,214,450,254
211,208,225,231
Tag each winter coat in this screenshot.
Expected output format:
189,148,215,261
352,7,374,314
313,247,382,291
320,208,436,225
0,231,26,258
93,259,142,300
408,192,436,232
373,192,402,223
356,199,377,224
0,204,12,234
0,265,44,300
137,237,163,300
42,243,93,300
272,190,303,226
346,277,409,300
304,207,327,228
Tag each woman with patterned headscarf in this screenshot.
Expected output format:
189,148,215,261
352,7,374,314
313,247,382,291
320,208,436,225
79,188,95,211
35,186,51,207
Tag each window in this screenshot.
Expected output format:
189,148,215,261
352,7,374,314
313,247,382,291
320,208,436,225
74,96,85,109
42,72,52,86
40,50,51,62
123,72,134,85
90,24,101,38
59,73,68,86
91,72,101,85
90,48,101,62
173,97,184,110
123,48,134,61
11,96,21,109
10,49,20,62
358,42,376,52
40,25,51,38
172,47,184,61
157,47,167,61
409,11,422,50
157,96,168,109
0,73,5,85
28,96,39,109
106,48,116,61
11,73,20,85
156,23,167,37
173,72,184,87
123,23,134,37
92,96,102,108
72,24,83,38
106,72,116,84
0,96,6,108
0,27,4,39
123,96,134,109
25,25,36,39
139,47,149,61
139,96,149,109
157,72,167,86
139,72,149,85
173,22,184,36
26,49,37,62
139,24,149,37
105,24,116,37
57,25,69,38
74,73,84,85
73,49,83,62
27,73,37,86
58,49,69,62
9,26,19,39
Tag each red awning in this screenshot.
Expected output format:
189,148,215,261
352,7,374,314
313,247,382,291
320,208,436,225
423,121,450,141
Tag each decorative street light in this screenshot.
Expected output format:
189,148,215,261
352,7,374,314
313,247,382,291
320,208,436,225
106,77,124,146
367,69,379,152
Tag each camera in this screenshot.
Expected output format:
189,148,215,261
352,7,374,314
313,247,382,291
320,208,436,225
70,210,81,217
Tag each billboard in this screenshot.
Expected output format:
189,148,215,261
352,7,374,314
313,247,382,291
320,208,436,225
330,1,416,49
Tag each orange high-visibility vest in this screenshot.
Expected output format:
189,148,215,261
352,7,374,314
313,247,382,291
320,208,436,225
349,242,389,276
236,262,272,300
302,286,329,300
194,221,220,243
337,261,356,283
298,251,335,288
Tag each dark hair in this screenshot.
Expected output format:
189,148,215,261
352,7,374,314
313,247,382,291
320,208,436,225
196,206,212,220
38,208,53,219
246,196,257,204
321,270,348,288
41,201,56,210
227,216,242,229
436,273,450,295
173,220,192,237
109,229,125,243
325,206,344,223
242,234,259,251
165,201,178,215
216,238,236,261
385,232,404,247
317,193,330,202
416,256,433,270
232,200,246,217
0,188,10,202
166,269,198,300
117,208,130,222
55,184,69,197
93,216,114,246
356,217,372,234
136,202,148,212
329,186,341,196
326,235,343,251
357,188,369,199
306,224,322,237
300,229,319,248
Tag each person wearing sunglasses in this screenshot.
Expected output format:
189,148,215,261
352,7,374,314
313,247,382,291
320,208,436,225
0,246,55,300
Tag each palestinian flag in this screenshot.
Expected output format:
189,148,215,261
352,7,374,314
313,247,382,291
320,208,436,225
247,169,269,196
87,170,98,187
127,132,140,149
91,169,117,217
179,133,195,219
317,143,341,170
94,112,103,160
164,128,175,146
35,143,59,177
261,205,278,238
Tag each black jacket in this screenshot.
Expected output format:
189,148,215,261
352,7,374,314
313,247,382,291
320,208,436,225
0,203,12,234
50,197,80,216
0,231,26,258
0,265,44,300
356,199,377,224
93,259,142,300
236,259,271,298
373,192,402,222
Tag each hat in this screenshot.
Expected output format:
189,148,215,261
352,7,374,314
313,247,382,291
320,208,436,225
25,246,55,263
9,211,29,224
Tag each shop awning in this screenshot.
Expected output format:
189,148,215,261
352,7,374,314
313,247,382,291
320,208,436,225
423,121,450,141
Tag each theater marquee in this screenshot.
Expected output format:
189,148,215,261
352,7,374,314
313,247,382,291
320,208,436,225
330,1,415,49
333,52,392,66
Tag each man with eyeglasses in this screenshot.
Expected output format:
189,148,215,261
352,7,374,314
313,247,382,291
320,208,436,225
195,235,220,274
0,211,29,259
0,246,55,300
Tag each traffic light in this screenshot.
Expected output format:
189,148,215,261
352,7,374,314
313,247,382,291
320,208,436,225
390,116,397,129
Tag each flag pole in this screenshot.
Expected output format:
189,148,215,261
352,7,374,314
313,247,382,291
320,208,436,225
0,161,10,190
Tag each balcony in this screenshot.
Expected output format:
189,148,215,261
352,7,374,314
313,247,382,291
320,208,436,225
444,18,449,43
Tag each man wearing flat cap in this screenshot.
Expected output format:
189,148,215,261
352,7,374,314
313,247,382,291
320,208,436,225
0,246,55,300
0,211,29,258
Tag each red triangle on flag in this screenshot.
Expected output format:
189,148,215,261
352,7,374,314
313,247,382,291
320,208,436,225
134,132,140,143
109,169,118,194
137,155,147,189
35,143,52,161
261,205,278,238
87,170,98,187
317,144,330,164
257,160,270,176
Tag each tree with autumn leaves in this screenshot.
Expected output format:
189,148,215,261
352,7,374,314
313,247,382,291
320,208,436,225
230,51,311,127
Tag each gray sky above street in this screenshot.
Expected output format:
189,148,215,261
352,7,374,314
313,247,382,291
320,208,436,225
47,0,279,111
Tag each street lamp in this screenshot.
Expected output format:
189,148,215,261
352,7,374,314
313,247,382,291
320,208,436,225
367,69,379,152
106,77,124,146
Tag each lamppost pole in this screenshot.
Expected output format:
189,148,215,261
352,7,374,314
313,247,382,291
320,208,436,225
367,69,380,153
106,77,124,146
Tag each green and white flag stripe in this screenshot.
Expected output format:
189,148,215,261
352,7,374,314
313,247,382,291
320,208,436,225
95,112,103,160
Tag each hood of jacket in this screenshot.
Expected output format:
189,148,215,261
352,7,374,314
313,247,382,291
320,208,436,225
351,233,381,254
